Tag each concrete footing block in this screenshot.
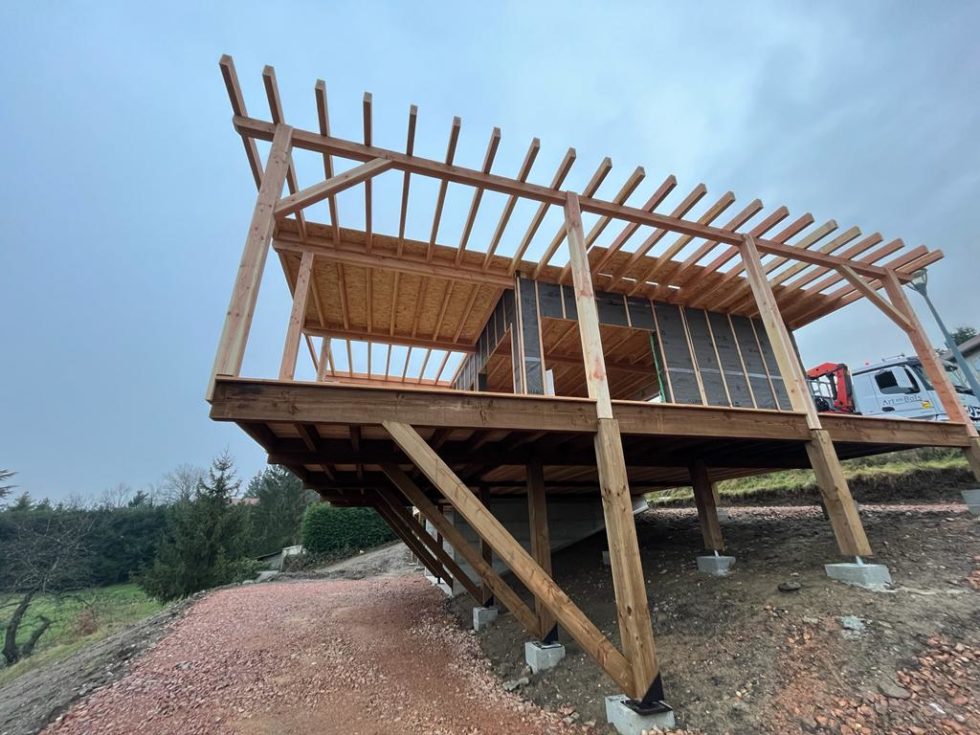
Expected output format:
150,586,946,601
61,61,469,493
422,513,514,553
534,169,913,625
472,605,498,631
524,641,565,673
605,695,676,735
697,555,735,576
825,562,892,590
962,488,980,516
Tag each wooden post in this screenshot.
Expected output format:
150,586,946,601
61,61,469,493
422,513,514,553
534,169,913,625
479,487,495,606
381,444,636,696
526,461,557,642
279,250,315,380
690,460,724,551
565,192,663,704
739,234,872,557
881,271,980,480
208,124,293,398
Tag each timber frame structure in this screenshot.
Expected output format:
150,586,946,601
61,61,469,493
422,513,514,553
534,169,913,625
207,56,980,708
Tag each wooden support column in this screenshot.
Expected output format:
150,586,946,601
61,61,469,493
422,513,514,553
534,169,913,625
690,460,724,551
279,250,315,380
208,123,293,398
881,271,980,479
564,192,663,704
376,490,482,601
381,443,636,696
740,234,872,557
478,487,495,606
526,461,557,642
382,465,544,640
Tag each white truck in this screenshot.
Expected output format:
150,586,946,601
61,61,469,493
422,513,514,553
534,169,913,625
808,356,980,427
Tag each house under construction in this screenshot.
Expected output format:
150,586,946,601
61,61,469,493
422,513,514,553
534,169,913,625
207,55,980,718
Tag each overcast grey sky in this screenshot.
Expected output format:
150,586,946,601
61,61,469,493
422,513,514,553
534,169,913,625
2,2,978,501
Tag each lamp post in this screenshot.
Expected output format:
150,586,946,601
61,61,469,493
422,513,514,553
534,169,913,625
907,268,980,399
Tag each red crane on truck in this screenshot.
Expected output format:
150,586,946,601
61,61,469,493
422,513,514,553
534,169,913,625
806,362,856,414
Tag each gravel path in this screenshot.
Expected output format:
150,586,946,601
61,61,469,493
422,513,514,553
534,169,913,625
42,578,585,735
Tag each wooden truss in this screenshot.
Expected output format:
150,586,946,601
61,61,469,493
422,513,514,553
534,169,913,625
208,56,980,706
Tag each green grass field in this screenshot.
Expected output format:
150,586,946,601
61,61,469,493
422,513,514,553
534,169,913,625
0,583,163,686
649,447,972,506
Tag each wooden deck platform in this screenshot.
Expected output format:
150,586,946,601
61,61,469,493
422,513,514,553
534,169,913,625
211,377,971,501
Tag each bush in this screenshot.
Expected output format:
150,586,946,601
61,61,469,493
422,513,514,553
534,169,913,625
300,504,395,556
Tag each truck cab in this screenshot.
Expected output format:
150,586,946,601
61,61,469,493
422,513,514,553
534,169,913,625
850,356,980,426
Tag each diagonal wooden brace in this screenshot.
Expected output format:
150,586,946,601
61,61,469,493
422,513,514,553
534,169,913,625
376,489,483,601
382,422,636,696
382,465,543,639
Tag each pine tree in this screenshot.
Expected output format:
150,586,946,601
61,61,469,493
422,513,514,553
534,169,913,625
245,465,310,556
138,453,256,601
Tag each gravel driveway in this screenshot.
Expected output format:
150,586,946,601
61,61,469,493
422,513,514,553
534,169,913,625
41,577,585,735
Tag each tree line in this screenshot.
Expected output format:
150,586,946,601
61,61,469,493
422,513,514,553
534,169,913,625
0,456,315,665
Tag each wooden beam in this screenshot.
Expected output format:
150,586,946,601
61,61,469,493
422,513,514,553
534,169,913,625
279,250,315,380
208,124,293,397
740,234,872,557
805,429,872,556
882,271,979,440
374,502,451,585
738,234,820,427
377,490,483,601
233,115,926,282
478,487,495,606
274,158,393,218
837,265,912,331
273,232,513,289
690,460,724,551
383,464,542,637
381,432,636,694
564,190,663,701
564,192,613,418
592,417,663,701
526,461,557,640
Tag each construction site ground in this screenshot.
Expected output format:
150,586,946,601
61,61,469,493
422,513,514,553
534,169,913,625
3,500,978,735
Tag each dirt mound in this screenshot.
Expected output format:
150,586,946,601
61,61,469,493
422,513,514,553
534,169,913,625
461,504,980,734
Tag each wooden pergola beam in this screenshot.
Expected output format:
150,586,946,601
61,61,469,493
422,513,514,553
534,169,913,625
232,115,915,282
274,158,394,218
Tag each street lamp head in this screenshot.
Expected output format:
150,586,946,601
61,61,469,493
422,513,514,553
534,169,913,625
909,268,928,295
